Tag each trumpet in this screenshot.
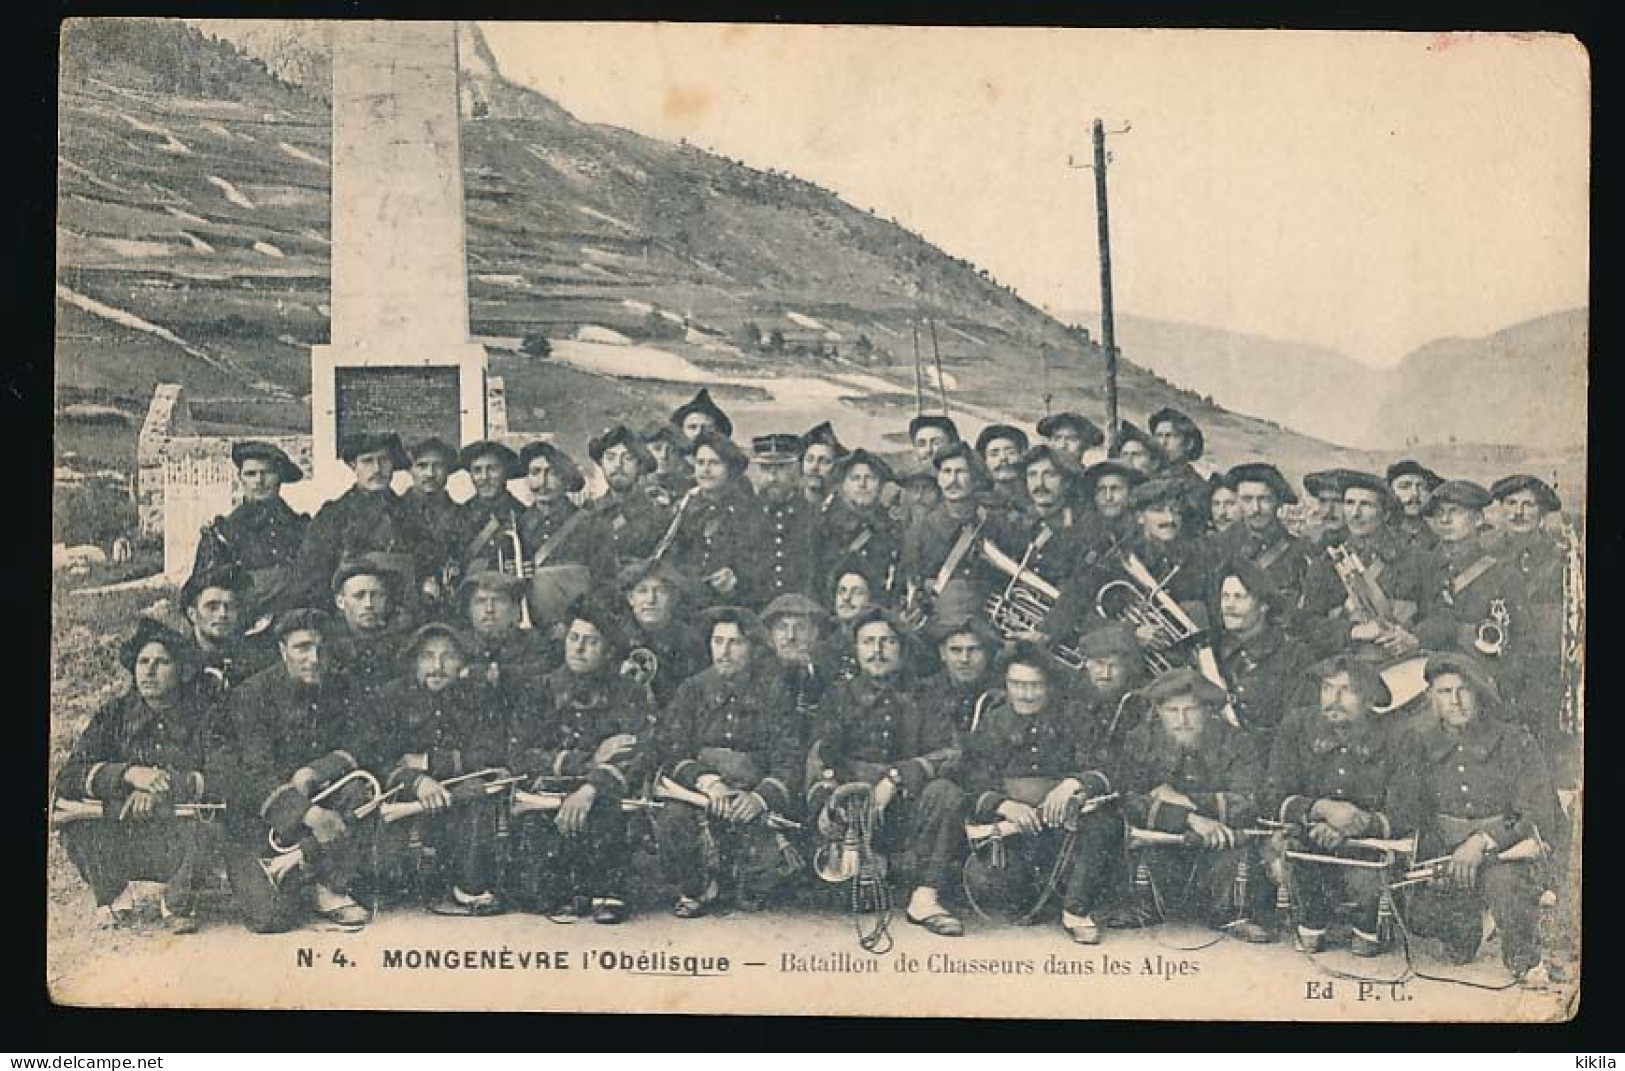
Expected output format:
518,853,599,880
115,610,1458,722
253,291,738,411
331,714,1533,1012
652,775,801,831
267,769,393,855
51,798,225,824
1094,552,1205,675
979,537,1085,669
376,770,527,824
963,792,1120,850
494,515,535,630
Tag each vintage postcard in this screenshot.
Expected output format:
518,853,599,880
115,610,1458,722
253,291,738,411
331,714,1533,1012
49,20,1586,1020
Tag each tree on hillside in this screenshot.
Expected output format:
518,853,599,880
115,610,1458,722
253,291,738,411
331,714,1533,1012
520,334,553,359
767,329,786,354
854,334,873,360
736,321,763,350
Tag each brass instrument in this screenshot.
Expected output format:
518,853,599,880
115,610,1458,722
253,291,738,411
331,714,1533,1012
962,792,1120,850
1125,825,1274,850
980,537,1085,668
652,774,801,832
494,514,535,630
51,798,225,824
1327,543,1416,630
1386,835,1546,892
375,770,526,825
652,487,700,562
814,782,885,884
267,769,393,855
1473,597,1511,658
512,789,663,817
1094,552,1205,675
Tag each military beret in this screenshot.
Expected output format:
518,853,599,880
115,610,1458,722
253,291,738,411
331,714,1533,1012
456,569,527,604
231,440,303,484
760,592,830,625
339,431,410,469
1224,462,1299,505
1075,622,1142,661
1036,412,1106,449
1304,468,1357,498
1141,665,1228,708
638,422,690,453
562,593,627,653
699,604,766,643
518,440,586,492
974,423,1030,456
407,437,462,470
460,440,522,481
687,429,751,476
615,557,693,596
927,612,1002,650
331,556,399,596
1309,653,1392,710
908,413,961,443
1338,471,1395,503
752,433,805,465
401,621,474,663
1423,651,1503,705
588,425,656,474
1127,477,1188,511
998,639,1070,682
931,441,993,489
670,388,733,438
180,564,254,610
831,448,895,486
1490,474,1562,512
1423,479,1493,516
118,616,197,674
1081,460,1148,490
801,421,848,457
274,607,331,640
1148,407,1205,460
1386,460,1444,490
1212,555,1284,615
1109,421,1153,457
1018,443,1084,482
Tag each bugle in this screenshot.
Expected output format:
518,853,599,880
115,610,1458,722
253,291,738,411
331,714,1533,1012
494,515,534,629
1387,835,1546,892
376,770,527,824
1126,825,1274,850
963,791,1120,849
267,769,394,855
511,788,663,816
51,798,225,824
652,774,800,831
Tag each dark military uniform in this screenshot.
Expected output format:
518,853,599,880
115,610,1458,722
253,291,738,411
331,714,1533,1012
293,488,434,611
515,496,594,571
365,674,512,900
1155,459,1211,532
1414,537,1529,666
656,658,805,904
1211,521,1319,636
623,617,706,710
207,664,367,932
1301,528,1442,657
752,491,819,602
192,635,278,705
464,625,555,714
807,672,964,892
1393,512,1441,554
191,497,309,617
56,687,216,914
581,487,669,583
667,481,761,608
899,500,993,605
1213,623,1316,747
326,620,413,702
1390,713,1558,974
399,487,463,593
1481,528,1571,769
817,498,904,602
1266,710,1403,940
1045,533,1213,658
985,504,1092,597
916,669,997,737
1119,712,1263,923
960,693,1123,922
505,665,654,912
454,491,530,576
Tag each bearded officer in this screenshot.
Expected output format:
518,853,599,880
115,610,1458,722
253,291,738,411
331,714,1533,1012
1387,460,1444,552
1390,654,1559,981
582,425,668,581
293,432,432,612
1113,666,1270,942
752,434,819,601
960,641,1123,944
191,441,309,619
657,606,805,916
807,608,966,936
1266,655,1404,956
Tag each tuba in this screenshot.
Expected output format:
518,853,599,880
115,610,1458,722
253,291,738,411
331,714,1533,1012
1093,552,1205,675
980,536,1085,669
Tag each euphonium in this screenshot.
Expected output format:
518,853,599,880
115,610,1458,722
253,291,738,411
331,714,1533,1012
980,537,1085,669
1094,552,1204,675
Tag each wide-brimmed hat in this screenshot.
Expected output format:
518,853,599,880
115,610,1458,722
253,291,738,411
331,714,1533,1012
974,423,1030,456
759,592,830,625
1309,653,1392,710
330,555,401,597
400,621,474,664
1018,443,1085,484
407,437,462,471
561,593,628,657
670,388,733,438
686,429,751,476
518,440,586,492
908,413,960,443
461,440,522,481
801,421,849,457
1223,462,1298,505
1127,477,1188,512
1109,421,1154,458
587,425,656,474
274,607,331,640
1339,471,1396,505
1211,555,1285,616
180,564,253,610
1386,460,1444,490
339,431,410,469
231,441,303,484
1148,408,1205,460
1075,622,1142,661
831,448,895,486
1082,460,1148,491
1423,479,1493,516
1141,665,1228,708
931,441,993,491
926,612,1002,650
1423,651,1503,705
615,557,694,598
118,616,197,674
456,569,528,606
1035,412,1105,450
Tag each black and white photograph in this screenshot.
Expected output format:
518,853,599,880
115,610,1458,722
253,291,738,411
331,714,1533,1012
48,20,1587,1020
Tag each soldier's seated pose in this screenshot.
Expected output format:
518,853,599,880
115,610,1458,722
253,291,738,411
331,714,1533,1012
505,596,653,924
1391,654,1559,981
367,623,513,917
960,642,1122,945
180,564,275,701
657,606,805,916
1114,667,1269,942
55,618,217,933
617,557,705,709
915,613,1000,736
209,609,371,933
1266,655,1404,957
190,440,308,619
807,608,966,937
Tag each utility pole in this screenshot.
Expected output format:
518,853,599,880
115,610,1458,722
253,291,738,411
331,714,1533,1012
927,316,950,415
1072,119,1131,451
911,318,926,417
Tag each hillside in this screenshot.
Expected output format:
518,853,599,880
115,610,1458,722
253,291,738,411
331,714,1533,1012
59,18,1571,500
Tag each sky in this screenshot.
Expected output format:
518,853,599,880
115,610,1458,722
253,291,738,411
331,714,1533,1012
481,24,1589,368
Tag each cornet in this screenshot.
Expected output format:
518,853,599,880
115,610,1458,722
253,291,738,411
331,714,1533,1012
494,515,534,630
1473,598,1511,658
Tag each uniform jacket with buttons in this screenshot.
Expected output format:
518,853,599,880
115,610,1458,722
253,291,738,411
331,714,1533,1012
512,665,654,801
916,670,998,737
582,486,669,582
750,491,819,602
1265,708,1401,836
623,618,706,709
1301,528,1443,654
326,619,415,702
454,491,532,575
1119,714,1262,833
960,693,1112,821
985,504,1094,593
817,498,903,600
1413,537,1531,659
515,495,594,570
1211,520,1319,632
1389,714,1558,854
899,499,994,599
400,487,462,579
58,687,212,805
192,496,310,614
809,672,959,796
464,627,555,717
658,657,804,816
365,675,513,796
292,486,435,609
668,480,761,606
1213,624,1316,739
1392,512,1442,554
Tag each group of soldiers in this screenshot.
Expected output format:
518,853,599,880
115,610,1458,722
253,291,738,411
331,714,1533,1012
55,387,1581,983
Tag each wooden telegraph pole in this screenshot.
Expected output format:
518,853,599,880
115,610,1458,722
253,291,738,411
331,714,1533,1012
1073,119,1131,451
